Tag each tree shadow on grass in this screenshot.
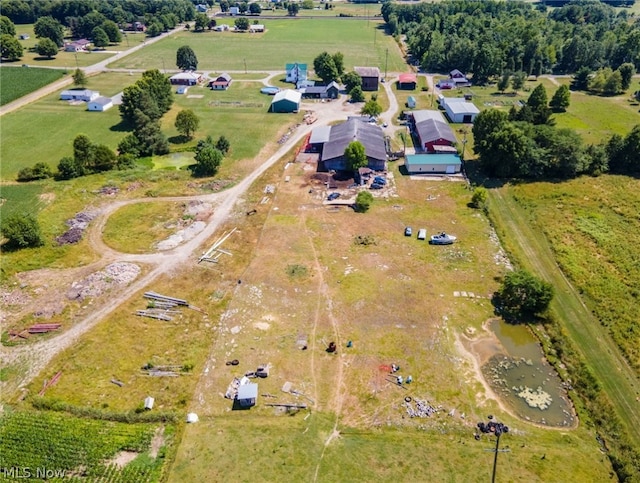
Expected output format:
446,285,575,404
168,134,190,144
33,56,57,61
109,119,132,132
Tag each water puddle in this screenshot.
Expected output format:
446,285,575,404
473,320,575,427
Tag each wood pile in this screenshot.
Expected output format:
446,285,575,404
28,323,62,334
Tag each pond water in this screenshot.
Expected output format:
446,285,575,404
480,319,575,427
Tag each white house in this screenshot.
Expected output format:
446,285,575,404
60,89,99,102
169,72,202,86
87,96,113,112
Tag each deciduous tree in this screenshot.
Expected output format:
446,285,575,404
193,145,223,177
175,109,199,139
234,17,249,31
72,68,87,87
344,141,368,171
34,16,64,47
349,85,364,102
91,26,109,48
354,191,373,213
494,269,553,322
343,71,361,93
0,15,16,36
313,51,339,83
0,33,23,60
527,84,551,124
35,38,58,58
1,213,44,249
361,99,382,118
176,45,198,70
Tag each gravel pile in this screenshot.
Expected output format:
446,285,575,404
67,262,141,301
404,398,441,418
55,211,98,245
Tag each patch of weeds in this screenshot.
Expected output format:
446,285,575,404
286,264,308,278
353,235,376,246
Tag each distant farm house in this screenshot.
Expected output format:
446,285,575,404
60,89,100,102
170,72,203,86
208,73,232,90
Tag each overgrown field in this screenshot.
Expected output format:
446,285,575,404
0,67,65,106
507,176,640,374
108,18,406,72
0,410,167,481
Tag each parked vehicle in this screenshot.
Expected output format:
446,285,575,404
327,192,340,201
430,232,457,245
417,228,427,240
370,183,384,190
374,176,387,185
404,227,412,237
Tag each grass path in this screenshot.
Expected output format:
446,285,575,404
489,187,640,447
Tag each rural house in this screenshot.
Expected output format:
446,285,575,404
169,72,202,86
404,153,462,174
60,89,100,102
269,89,301,113
398,73,417,90
354,66,380,91
449,69,471,87
319,118,387,171
209,73,232,90
64,39,91,52
301,81,340,99
285,62,308,85
87,96,113,112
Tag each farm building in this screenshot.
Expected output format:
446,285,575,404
209,73,232,90
285,62,308,85
449,69,471,87
229,6,240,15
398,73,417,90
320,118,387,171
414,118,457,152
269,89,301,113
60,89,100,102
87,96,113,112
407,96,416,109
309,125,331,152
301,81,340,99
249,24,265,33
354,66,380,91
404,153,462,174
441,97,480,123
410,109,448,124
236,383,258,408
64,39,91,52
436,79,457,90
170,72,202,86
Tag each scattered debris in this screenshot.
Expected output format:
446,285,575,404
144,291,188,306
28,323,62,334
144,396,155,410
225,359,240,366
55,211,98,245
135,310,173,321
225,377,241,399
326,341,337,353
67,263,140,301
39,371,62,396
404,398,441,418
186,413,199,423
111,379,124,387
199,228,237,264
265,403,307,409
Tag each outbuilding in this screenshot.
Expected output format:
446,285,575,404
405,153,462,174
406,96,416,109
249,24,265,33
144,396,155,410
60,89,99,102
321,118,387,171
354,66,380,91
269,89,301,113
87,96,113,112
236,383,258,408
301,81,340,99
398,73,417,90
441,97,480,123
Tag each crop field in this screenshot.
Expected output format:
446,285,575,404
0,67,65,106
258,1,382,17
0,72,141,181
0,410,165,481
108,19,406,73
0,183,45,218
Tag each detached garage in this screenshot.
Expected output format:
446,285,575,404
269,89,301,113
441,98,480,123
405,153,462,174
87,96,113,112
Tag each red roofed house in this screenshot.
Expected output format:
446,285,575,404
398,73,417,90
209,73,232,90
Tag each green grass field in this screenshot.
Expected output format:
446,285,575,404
0,67,66,106
0,183,45,218
109,19,406,73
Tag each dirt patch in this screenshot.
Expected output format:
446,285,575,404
109,450,139,468
149,426,165,458
66,262,141,301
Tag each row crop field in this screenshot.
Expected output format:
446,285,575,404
0,410,164,481
0,67,65,106
108,18,406,73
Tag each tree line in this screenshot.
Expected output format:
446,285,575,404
382,0,640,81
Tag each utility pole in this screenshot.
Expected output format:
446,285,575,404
384,48,388,80
476,416,510,483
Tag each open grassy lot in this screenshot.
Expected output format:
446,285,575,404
257,1,383,17
0,183,45,218
0,67,65,106
0,72,140,181
109,19,406,73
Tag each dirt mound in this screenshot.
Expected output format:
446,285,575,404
66,262,141,301
55,211,99,246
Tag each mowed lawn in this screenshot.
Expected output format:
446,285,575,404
0,67,66,106
0,72,140,181
109,19,405,72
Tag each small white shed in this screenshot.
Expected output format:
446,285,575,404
144,396,155,410
87,96,113,112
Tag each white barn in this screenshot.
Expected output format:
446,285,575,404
87,96,113,112
441,97,480,123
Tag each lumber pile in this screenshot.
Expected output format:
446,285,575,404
28,323,62,334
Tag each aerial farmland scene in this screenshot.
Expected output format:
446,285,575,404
1,0,639,481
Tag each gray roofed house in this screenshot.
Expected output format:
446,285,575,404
321,119,387,171
302,81,340,99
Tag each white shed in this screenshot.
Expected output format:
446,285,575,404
144,396,155,410
441,98,480,123
87,96,113,112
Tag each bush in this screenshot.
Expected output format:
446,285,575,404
1,213,44,249
354,191,373,212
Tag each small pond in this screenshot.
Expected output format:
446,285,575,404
480,319,575,427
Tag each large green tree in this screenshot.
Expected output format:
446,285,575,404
550,84,570,112
343,71,361,93
344,141,368,171
101,20,122,43
35,38,58,58
350,85,364,103
354,191,373,213
234,17,249,31
494,269,553,322
176,45,198,70
193,145,223,177
34,16,64,47
175,109,200,139
618,63,636,91
72,68,87,87
194,13,208,31
361,99,382,118
0,15,16,36
313,51,339,83
91,26,109,49
1,213,44,249
526,84,551,125
0,33,23,60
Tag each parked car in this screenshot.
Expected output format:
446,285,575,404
417,228,427,240
327,192,340,201
374,176,387,185
404,227,412,237
370,183,384,190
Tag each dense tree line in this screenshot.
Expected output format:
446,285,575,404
382,0,640,80
472,84,640,179
0,0,194,26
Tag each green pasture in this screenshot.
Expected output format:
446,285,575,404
257,0,382,17
0,67,65,106
109,18,405,73
0,72,140,181
0,184,44,219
